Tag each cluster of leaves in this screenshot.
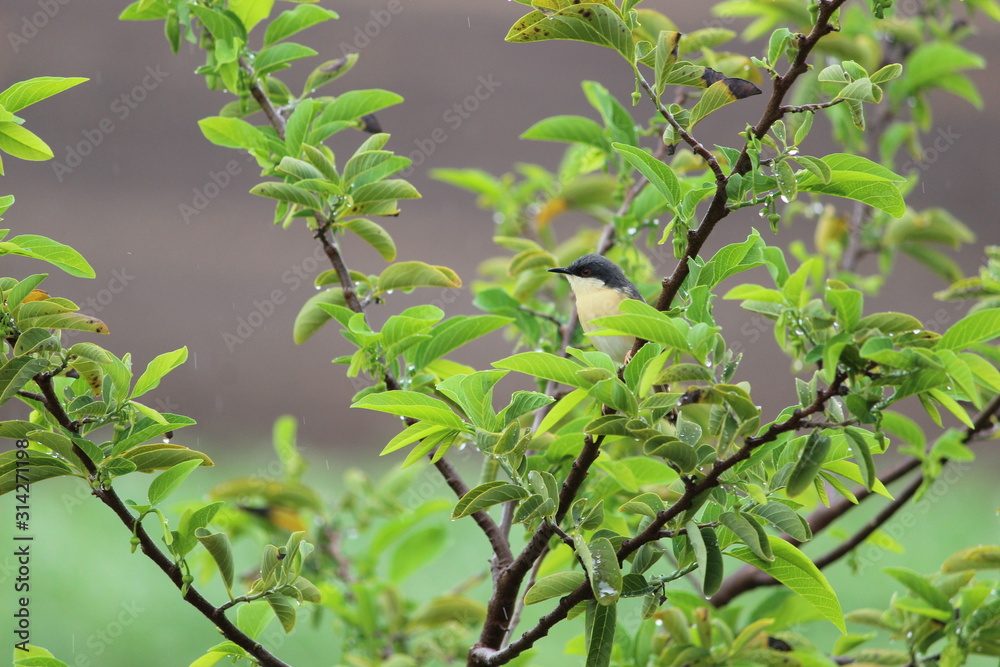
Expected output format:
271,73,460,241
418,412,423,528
0,59,321,667
122,0,458,308
4,0,1000,666
841,546,1000,666
0,76,87,174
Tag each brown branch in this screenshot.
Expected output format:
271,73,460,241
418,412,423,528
636,74,725,182
92,486,291,667
640,0,848,323
241,58,286,140
31,373,290,666
711,392,1000,604
477,373,847,665
239,55,512,567
470,434,604,660
779,99,846,114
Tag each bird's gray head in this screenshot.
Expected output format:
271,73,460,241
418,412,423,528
548,254,641,299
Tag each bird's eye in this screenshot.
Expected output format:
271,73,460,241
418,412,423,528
580,268,591,277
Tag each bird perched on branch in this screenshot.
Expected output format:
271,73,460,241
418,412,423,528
548,254,643,365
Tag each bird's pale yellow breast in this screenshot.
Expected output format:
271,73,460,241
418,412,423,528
567,276,634,364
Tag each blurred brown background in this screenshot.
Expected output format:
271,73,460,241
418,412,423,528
0,2,997,453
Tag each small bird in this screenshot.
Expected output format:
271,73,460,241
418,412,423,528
548,254,644,365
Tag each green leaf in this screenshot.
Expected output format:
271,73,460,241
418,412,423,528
148,459,202,506
0,77,87,113
856,312,924,334
349,179,421,207
752,502,811,542
882,567,952,613
613,143,680,207
585,600,617,667
265,5,338,46
797,154,905,218
195,528,235,594
254,42,317,76
13,327,58,357
292,288,346,344
525,571,587,605
936,309,1000,351
353,390,466,430
728,536,845,632
590,300,689,352
786,434,831,496
689,78,761,127
697,231,765,290
0,450,74,494
657,363,714,384
793,155,832,184
266,594,297,633
589,378,638,417
720,511,773,561
0,357,48,405
580,536,622,605
654,31,682,95
228,0,274,32
319,89,403,123
410,315,511,371
376,261,461,294
521,115,608,150
250,182,323,210
494,351,593,388
132,347,187,399
619,492,665,518
121,443,213,472
451,481,529,519
0,127,26,166
335,218,395,261
826,285,864,331
3,234,95,278
236,601,275,641
891,43,985,104
506,4,634,64
942,545,1000,572
198,116,266,150
700,526,724,596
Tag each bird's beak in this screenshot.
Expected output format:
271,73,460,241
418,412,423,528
548,267,572,275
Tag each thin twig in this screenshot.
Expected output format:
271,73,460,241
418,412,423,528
32,373,291,666
478,373,847,665
779,99,846,114
502,544,550,648
643,0,848,321
711,392,1000,604
636,73,725,182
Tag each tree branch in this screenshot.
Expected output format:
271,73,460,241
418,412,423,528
710,392,1000,604
31,373,290,666
636,73,725,182
239,62,512,567
478,373,847,665
643,0,848,319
